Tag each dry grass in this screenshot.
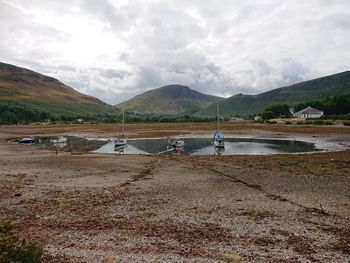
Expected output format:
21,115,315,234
219,253,242,263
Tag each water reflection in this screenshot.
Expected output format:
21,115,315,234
92,141,149,155
114,145,127,154
94,138,318,156
214,146,225,155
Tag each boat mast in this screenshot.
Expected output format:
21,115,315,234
122,107,125,134
217,103,220,132
177,104,180,136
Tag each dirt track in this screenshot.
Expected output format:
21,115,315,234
0,123,349,262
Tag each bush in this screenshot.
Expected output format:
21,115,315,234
312,120,333,125
343,121,350,126
0,220,43,263
266,120,277,124
261,111,275,120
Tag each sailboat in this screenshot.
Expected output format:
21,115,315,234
171,105,184,149
114,108,127,147
213,104,224,148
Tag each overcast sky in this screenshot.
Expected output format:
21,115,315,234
1,0,349,104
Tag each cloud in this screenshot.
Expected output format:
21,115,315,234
0,0,349,104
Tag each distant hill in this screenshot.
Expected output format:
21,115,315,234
116,85,222,115
197,71,350,117
0,62,112,117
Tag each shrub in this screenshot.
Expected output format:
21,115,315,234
312,120,333,125
343,121,350,126
261,110,275,121
266,120,277,124
0,220,43,263
312,120,324,125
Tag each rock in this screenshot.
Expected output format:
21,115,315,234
219,253,242,263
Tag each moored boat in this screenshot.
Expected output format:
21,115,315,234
19,137,35,144
114,135,127,147
114,107,127,147
213,104,225,148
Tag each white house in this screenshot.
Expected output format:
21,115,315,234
293,106,323,119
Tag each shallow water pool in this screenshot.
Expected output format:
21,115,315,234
93,137,319,155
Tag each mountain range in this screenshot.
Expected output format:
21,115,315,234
1,61,349,118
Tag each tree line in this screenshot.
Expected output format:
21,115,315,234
261,93,350,120
0,103,217,124
0,103,53,124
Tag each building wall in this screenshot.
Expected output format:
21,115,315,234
294,113,323,119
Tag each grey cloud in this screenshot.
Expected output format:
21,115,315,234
99,69,132,80
279,60,311,86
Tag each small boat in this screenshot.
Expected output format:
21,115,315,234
114,108,127,147
114,135,127,147
170,105,184,149
50,136,67,145
213,104,225,148
213,131,225,148
19,137,35,144
171,139,184,148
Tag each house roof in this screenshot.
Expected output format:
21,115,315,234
294,106,323,115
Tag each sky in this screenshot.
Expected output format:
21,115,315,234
0,0,349,104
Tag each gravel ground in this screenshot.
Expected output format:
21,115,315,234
0,124,349,262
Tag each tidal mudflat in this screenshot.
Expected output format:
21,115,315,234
0,123,349,262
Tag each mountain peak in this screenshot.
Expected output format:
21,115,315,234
117,84,222,115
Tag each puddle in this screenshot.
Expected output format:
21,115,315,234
93,138,319,155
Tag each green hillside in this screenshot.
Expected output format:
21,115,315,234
197,71,350,117
0,62,112,117
116,85,222,115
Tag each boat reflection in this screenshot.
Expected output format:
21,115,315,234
214,146,225,155
114,144,128,154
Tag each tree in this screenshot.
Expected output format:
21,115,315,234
0,111,18,124
261,104,291,120
261,110,275,120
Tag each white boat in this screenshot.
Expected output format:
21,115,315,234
171,105,184,149
19,137,35,144
114,136,127,147
114,108,127,147
171,139,184,148
213,104,225,148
